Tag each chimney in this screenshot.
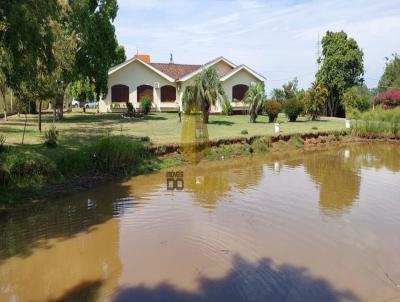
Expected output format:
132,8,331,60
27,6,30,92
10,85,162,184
169,53,174,64
134,54,151,63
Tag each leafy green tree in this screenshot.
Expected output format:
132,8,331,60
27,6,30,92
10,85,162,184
244,82,266,123
70,0,120,105
342,85,372,117
378,54,400,92
282,77,299,100
68,79,96,103
270,78,299,104
304,81,329,121
48,13,77,121
113,45,127,66
316,31,364,117
0,0,58,120
182,67,226,124
270,88,285,103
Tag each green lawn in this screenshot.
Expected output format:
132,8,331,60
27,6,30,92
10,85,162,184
0,111,346,148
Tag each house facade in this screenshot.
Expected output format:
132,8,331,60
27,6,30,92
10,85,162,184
99,55,265,113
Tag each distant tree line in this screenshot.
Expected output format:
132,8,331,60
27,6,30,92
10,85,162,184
268,31,400,119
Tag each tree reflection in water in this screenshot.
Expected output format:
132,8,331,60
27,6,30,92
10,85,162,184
113,255,359,302
303,143,400,216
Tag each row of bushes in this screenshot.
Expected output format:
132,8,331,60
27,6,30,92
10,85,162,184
351,108,400,137
0,136,152,196
264,98,304,123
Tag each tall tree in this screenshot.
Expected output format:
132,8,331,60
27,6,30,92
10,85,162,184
244,82,266,123
378,54,400,92
70,0,119,105
113,44,127,66
182,67,226,124
316,31,364,117
0,0,58,120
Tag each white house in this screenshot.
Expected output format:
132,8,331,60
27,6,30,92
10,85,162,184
99,54,265,113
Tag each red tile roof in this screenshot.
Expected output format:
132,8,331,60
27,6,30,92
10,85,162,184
150,63,201,80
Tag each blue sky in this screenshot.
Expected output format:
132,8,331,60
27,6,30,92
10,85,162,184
114,0,400,93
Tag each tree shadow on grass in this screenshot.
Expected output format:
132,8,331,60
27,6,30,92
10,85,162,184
142,114,168,121
112,255,359,302
209,120,235,126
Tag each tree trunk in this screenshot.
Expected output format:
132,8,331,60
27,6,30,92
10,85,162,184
202,110,209,124
59,93,64,119
1,86,7,121
53,99,56,123
201,99,210,124
10,90,13,113
38,100,42,132
21,113,27,144
327,98,334,117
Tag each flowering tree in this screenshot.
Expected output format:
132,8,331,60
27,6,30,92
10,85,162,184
376,88,400,109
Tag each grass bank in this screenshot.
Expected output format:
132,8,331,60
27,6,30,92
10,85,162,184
0,111,346,146
351,108,400,138
0,136,174,206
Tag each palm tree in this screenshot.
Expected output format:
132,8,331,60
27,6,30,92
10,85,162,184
182,67,226,124
244,82,265,123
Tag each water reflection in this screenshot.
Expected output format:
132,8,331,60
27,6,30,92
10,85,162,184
114,255,359,302
184,159,263,209
303,151,361,216
0,143,399,301
303,143,400,216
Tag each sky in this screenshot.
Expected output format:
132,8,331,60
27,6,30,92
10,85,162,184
114,0,400,93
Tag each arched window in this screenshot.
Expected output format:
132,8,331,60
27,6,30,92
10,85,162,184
232,84,249,102
111,84,129,102
137,85,153,102
161,85,176,102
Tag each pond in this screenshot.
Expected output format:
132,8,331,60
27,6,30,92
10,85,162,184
1,143,400,302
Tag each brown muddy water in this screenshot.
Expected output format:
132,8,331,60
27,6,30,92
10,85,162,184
1,142,400,302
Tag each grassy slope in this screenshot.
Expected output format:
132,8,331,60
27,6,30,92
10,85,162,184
0,111,346,147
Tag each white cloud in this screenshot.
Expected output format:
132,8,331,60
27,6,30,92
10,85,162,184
114,0,400,91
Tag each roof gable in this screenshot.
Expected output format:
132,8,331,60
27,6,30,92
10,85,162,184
108,58,175,82
220,65,265,82
178,57,237,82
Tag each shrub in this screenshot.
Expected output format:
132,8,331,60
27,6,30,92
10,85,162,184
0,165,10,188
241,129,248,135
342,86,372,117
265,100,282,123
288,134,304,148
376,88,400,109
91,136,148,175
44,126,58,148
251,137,271,153
283,98,304,122
0,135,5,153
126,102,134,114
4,153,60,187
304,82,328,121
222,98,233,116
140,96,152,114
